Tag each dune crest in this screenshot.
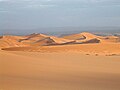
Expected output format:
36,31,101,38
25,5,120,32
62,32,120,44
19,33,75,46
0,32,120,51
0,33,75,48
62,32,97,40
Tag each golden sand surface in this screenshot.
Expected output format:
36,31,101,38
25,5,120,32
0,49,120,90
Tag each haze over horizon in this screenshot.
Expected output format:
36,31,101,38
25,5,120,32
0,0,120,34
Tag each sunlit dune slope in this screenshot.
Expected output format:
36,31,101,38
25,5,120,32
0,33,75,48
19,33,75,46
0,32,120,49
62,32,98,40
62,32,120,43
19,33,48,43
0,35,28,48
2,43,120,55
62,32,102,44
99,36,120,43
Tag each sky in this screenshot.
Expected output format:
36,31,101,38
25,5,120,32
0,0,120,32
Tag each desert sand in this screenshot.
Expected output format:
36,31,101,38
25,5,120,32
1,50,120,90
0,32,120,90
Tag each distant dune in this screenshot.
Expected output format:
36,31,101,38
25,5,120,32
0,35,28,48
0,32,120,55
62,32,120,44
16,33,74,46
62,32,98,40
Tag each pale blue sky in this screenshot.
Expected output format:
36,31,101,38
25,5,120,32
0,0,120,30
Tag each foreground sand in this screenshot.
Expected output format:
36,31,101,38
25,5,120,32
0,47,120,90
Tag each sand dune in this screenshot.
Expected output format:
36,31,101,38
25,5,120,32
0,35,28,48
0,33,73,48
0,32,120,53
19,33,48,43
99,36,120,43
1,32,120,90
32,36,75,46
2,43,120,56
62,32,98,40
62,32,102,44
80,32,99,39
62,33,86,40
78,38,100,44
62,32,120,44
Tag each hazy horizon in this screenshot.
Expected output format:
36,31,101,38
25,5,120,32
0,0,120,33
0,26,120,36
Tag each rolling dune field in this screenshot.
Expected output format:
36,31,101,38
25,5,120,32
0,32,120,90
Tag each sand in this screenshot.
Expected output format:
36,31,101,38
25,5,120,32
0,32,120,48
2,43,120,55
0,32,120,90
62,32,120,43
1,48,120,90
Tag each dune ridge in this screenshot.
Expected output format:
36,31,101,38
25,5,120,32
2,43,120,56
0,32,120,55
62,32,120,43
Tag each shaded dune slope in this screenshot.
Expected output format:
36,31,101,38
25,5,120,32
19,33,75,46
62,32,120,43
0,33,75,48
0,32,120,50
